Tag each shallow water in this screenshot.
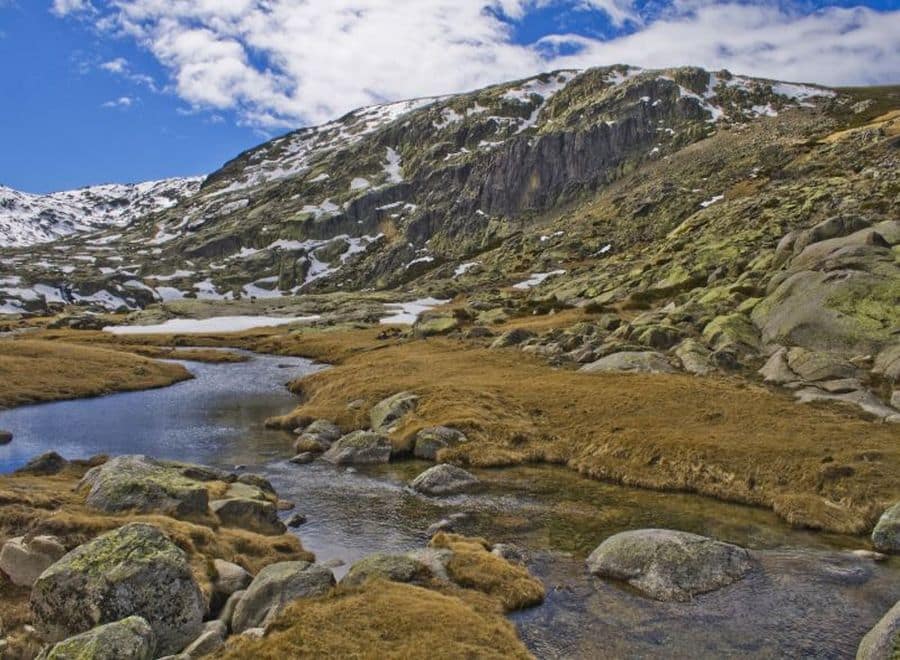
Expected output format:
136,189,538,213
1,354,896,658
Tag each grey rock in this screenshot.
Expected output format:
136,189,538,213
15,451,67,475
236,473,276,495
410,464,479,496
210,498,286,535
37,616,156,660
181,620,226,658
212,559,252,601
426,519,454,536
872,502,900,554
31,523,204,656
340,554,430,588
231,561,335,633
794,387,900,422
413,426,467,460
322,430,392,465
370,392,419,431
289,452,316,465
856,600,900,660
490,328,536,349
785,347,857,382
586,529,753,602
579,351,676,374
286,513,308,528
758,347,798,384
873,344,900,382
216,590,244,633
0,535,66,587
674,339,714,375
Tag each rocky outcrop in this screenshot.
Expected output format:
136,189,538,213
586,529,753,602
410,464,479,496
321,431,392,465
370,392,419,432
37,616,156,660
872,502,900,554
0,535,66,587
579,351,676,374
856,600,900,660
231,561,335,633
340,554,431,588
31,523,204,655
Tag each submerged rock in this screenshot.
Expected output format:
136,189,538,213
856,600,900,660
31,523,205,655
410,464,479,496
0,535,66,587
0,429,11,445
322,431,392,465
872,502,900,554
579,351,676,374
231,561,335,633
340,554,431,588
370,391,420,432
37,616,156,660
586,529,753,602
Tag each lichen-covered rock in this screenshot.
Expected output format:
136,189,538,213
210,498,286,535
856,600,900,660
702,313,760,353
0,535,66,587
410,464,479,496
370,391,419,431
785,347,857,382
321,431,392,465
37,616,156,660
340,554,431,588
759,347,798,384
412,426,467,460
231,561,335,633
873,344,900,382
293,419,343,453
586,529,753,602
579,351,675,374
490,329,536,349
78,455,210,519
15,451,67,475
31,523,204,655
674,339,714,375
872,502,900,554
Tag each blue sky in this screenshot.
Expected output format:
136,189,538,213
1,0,898,194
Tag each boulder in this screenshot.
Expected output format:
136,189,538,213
872,502,900,554
586,529,753,602
674,339,714,375
793,387,900,422
758,347,798,384
785,347,857,382
212,559,252,603
231,561,335,633
321,431,392,465
31,523,204,655
78,455,210,519
217,589,244,633
489,329,536,349
370,392,419,431
413,426,467,460
702,313,760,353
181,620,227,658
289,452,317,465
236,473,276,495
340,554,431,588
293,419,343,453
37,616,156,660
873,344,900,382
579,351,676,374
856,600,900,660
410,464,479,496
210,498,286,535
15,451,67,475
0,535,66,587
0,429,11,445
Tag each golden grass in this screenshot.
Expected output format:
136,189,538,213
217,579,533,660
119,345,250,363
429,533,545,612
0,339,192,407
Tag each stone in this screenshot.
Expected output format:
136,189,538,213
674,339,714,375
873,344,900,382
210,498,286,535
785,347,857,382
340,554,431,588
758,347,799,384
31,523,204,656
293,420,343,453
793,387,900,423
217,590,244,633
322,431,392,465
489,329,536,349
236,473,276,495
872,502,900,554
231,561,335,633
370,392,419,431
15,451,67,475
426,519,454,536
702,313,760,353
37,616,156,660
181,620,226,658
0,430,11,445
856,600,900,660
289,452,317,465
286,513,308,528
579,351,676,374
0,535,66,587
410,464,479,496
413,426,467,460
212,559,252,601
586,529,753,602
78,455,210,519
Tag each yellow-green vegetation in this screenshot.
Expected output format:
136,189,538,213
429,533,545,612
217,579,533,660
0,339,192,407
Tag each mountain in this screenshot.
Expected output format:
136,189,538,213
0,177,202,248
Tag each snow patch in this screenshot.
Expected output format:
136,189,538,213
104,315,320,335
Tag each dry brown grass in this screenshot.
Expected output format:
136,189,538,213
217,579,533,660
0,339,192,407
119,345,249,363
429,533,545,612
249,329,898,535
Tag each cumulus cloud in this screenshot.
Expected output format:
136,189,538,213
101,95,136,108
54,1,900,128
50,0,93,17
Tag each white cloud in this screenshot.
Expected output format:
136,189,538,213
101,95,136,108
100,57,128,73
50,0,93,17
61,1,900,128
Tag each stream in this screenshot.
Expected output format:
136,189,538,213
0,351,897,659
